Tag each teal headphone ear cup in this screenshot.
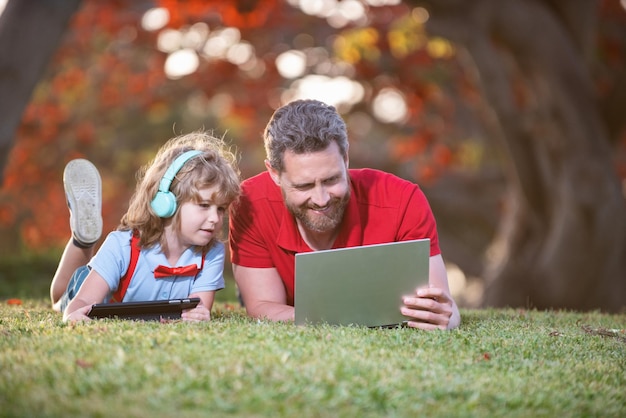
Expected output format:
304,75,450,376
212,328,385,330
150,149,203,218
151,190,177,218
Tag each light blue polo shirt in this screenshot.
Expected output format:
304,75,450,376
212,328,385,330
89,230,225,302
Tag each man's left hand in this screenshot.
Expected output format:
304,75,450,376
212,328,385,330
401,286,454,330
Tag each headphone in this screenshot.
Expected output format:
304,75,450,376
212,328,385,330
151,150,202,218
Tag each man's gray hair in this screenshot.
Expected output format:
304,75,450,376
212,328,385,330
264,99,349,172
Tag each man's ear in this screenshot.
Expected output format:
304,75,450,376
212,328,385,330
264,160,280,185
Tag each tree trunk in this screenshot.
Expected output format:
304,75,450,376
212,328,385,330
418,0,626,311
0,0,82,184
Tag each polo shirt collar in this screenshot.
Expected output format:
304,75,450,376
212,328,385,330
275,175,363,252
142,244,204,273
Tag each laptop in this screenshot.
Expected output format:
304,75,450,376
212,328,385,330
87,297,200,321
294,239,430,327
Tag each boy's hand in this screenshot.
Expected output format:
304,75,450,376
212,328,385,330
63,305,93,323
181,303,211,322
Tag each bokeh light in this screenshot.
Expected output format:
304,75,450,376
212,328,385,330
372,88,408,124
283,74,364,109
276,50,307,79
164,49,199,79
141,7,169,31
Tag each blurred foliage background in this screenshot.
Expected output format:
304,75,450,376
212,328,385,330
0,0,624,310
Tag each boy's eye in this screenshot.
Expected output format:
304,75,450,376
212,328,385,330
198,202,227,213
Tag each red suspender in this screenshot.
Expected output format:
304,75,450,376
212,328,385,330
109,230,207,303
110,230,140,303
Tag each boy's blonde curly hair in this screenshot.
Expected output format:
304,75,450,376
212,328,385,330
119,131,240,254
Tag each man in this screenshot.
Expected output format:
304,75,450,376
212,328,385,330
229,99,460,330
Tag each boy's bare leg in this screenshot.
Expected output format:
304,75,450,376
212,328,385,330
50,159,102,311
50,240,95,311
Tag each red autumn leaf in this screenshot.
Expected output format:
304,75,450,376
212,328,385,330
76,359,93,368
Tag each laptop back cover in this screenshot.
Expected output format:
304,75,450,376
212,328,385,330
294,239,429,327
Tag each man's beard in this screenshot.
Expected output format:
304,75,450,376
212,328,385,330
286,190,350,233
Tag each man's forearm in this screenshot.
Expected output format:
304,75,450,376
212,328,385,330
247,302,295,322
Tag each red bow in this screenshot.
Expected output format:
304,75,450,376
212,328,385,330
154,264,200,278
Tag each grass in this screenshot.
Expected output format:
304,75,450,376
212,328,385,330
1,299,625,418
1,255,624,417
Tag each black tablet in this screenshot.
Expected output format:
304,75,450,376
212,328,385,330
87,298,200,321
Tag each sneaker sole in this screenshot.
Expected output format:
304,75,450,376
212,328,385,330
63,159,103,245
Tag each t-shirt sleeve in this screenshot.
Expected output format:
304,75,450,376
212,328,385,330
398,184,441,257
228,188,276,268
88,231,132,292
191,242,226,293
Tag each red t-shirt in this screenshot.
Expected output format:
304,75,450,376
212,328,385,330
229,168,440,305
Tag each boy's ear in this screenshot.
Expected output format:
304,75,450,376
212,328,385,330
264,160,280,185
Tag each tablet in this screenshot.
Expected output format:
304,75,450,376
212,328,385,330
87,298,200,321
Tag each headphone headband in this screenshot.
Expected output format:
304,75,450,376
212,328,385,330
157,150,203,192
151,150,202,218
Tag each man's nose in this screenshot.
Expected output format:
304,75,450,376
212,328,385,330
310,185,330,207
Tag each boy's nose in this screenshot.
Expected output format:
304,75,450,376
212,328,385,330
207,207,220,223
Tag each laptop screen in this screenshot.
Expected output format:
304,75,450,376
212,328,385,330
294,239,430,327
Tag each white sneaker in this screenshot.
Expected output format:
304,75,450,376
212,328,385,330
63,159,102,246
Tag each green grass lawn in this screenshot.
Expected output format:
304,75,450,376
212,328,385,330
0,255,624,417
1,298,624,418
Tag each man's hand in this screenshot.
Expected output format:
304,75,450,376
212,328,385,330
401,286,455,330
